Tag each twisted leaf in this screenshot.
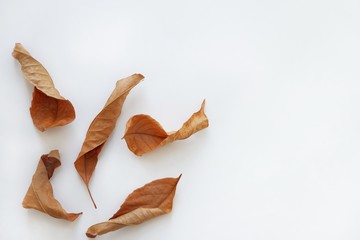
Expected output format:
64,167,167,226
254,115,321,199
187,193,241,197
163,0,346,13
74,74,144,208
123,100,208,156
86,175,181,238
12,43,75,131
22,150,82,221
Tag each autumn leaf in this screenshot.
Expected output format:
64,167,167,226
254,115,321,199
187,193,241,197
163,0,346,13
12,43,75,131
123,100,209,156
74,74,144,208
86,175,181,238
22,150,82,221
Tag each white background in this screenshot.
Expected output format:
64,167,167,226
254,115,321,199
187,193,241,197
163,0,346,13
1,0,360,239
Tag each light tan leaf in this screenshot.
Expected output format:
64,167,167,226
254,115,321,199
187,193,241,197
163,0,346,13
86,175,181,238
123,100,209,156
74,74,144,208
12,43,75,131
23,150,82,222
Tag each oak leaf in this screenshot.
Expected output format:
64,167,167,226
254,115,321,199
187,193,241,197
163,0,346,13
22,150,82,221
74,74,144,208
86,175,181,238
123,100,208,156
12,43,75,131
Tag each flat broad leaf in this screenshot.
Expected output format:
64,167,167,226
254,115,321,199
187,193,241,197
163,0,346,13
22,150,82,221
12,43,75,131
86,175,181,238
123,100,209,156
74,74,144,208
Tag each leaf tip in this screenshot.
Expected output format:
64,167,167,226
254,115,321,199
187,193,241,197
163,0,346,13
86,232,97,238
22,200,29,209
13,42,22,50
68,212,83,222
135,73,145,79
12,43,26,58
48,149,60,158
200,99,206,112
135,151,144,157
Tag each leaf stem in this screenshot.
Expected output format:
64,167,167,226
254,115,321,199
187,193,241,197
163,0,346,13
87,185,97,209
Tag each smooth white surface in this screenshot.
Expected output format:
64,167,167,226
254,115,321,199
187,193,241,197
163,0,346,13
1,0,360,239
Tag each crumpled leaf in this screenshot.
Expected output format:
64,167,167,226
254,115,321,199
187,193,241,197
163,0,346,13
12,43,75,131
74,74,144,208
123,100,209,156
22,150,82,221
86,175,181,238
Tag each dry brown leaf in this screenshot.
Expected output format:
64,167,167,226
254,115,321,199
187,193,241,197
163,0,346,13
74,74,144,208
86,175,181,238
12,43,75,131
123,100,209,156
23,150,82,221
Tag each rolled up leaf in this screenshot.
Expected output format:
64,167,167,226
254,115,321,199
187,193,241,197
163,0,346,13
123,100,208,156
23,150,82,221
86,175,181,238
74,74,144,208
12,43,75,131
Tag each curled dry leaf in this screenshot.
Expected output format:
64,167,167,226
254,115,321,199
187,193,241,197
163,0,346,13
12,43,75,131
123,100,209,156
74,74,144,208
86,175,181,238
22,150,82,221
